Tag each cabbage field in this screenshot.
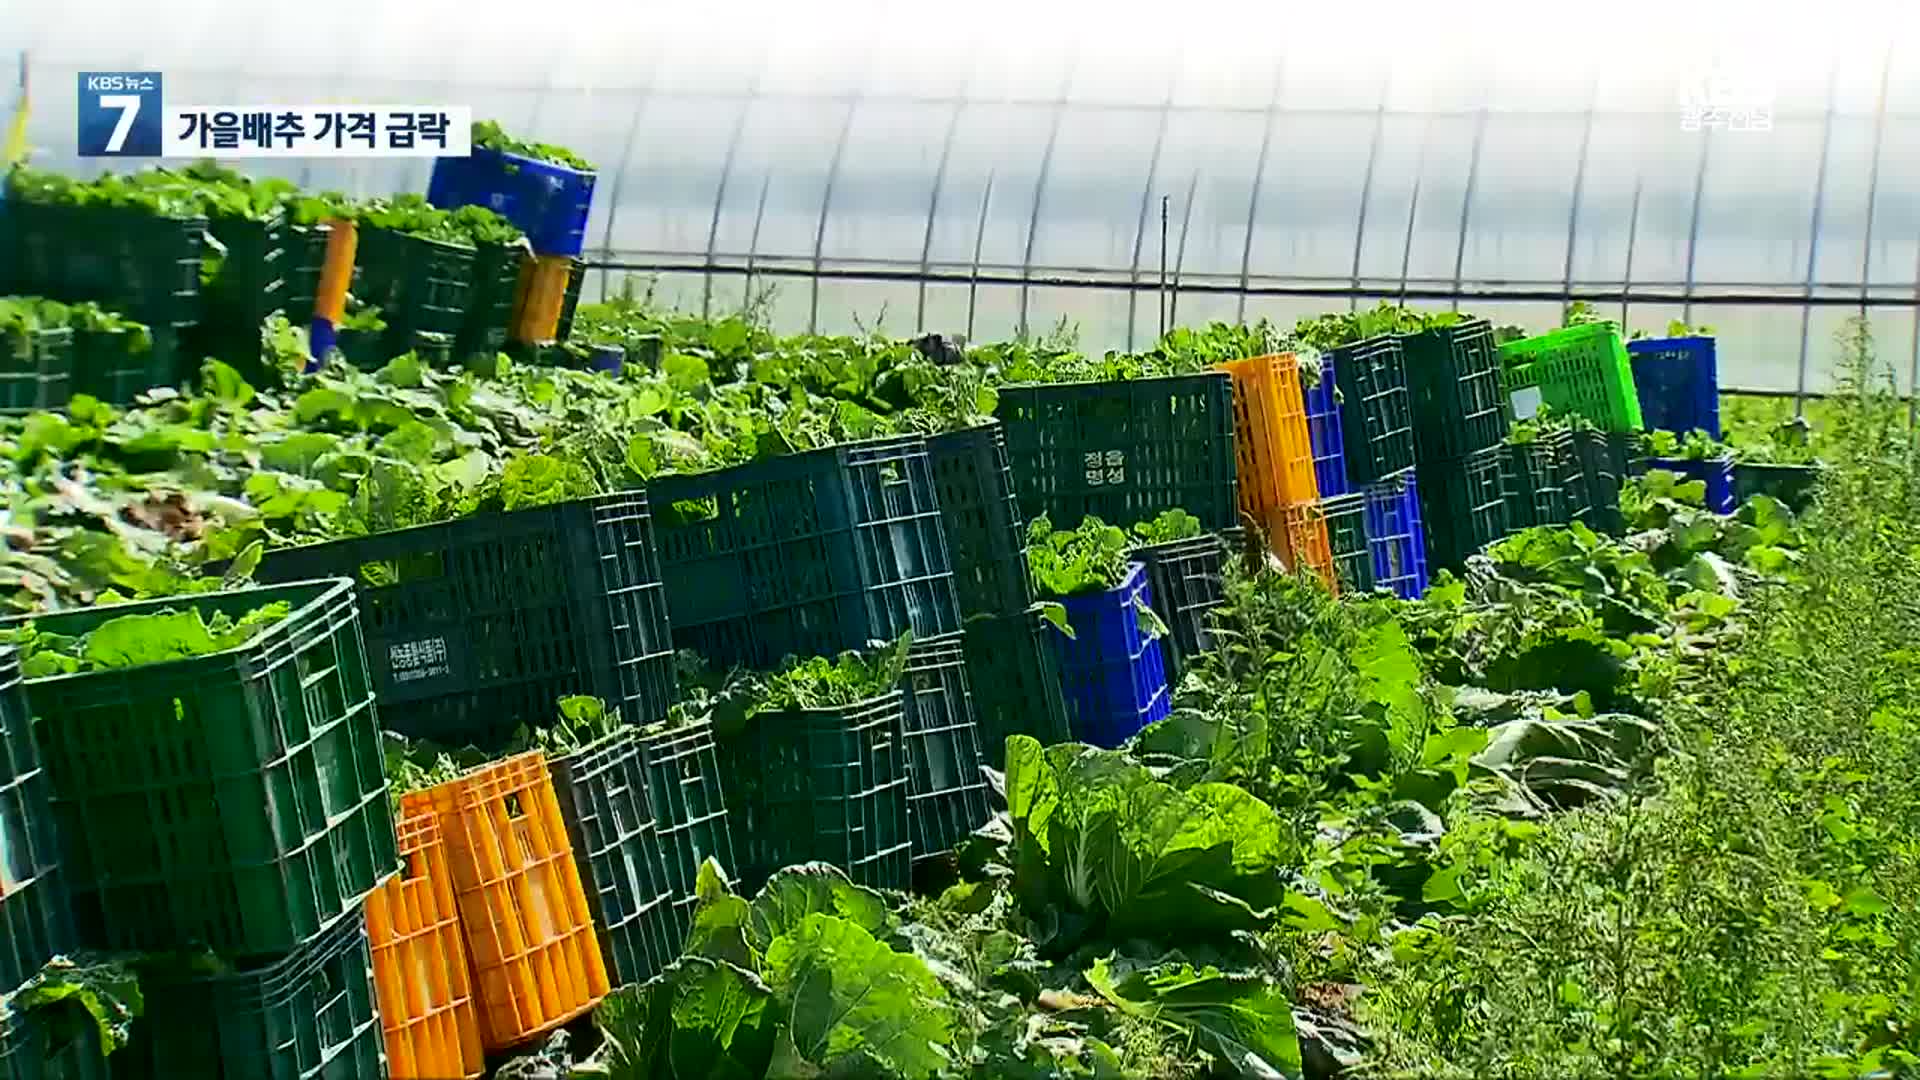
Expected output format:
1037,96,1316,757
1,287,1915,1079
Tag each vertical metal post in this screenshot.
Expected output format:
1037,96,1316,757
1621,180,1643,330
1169,171,1199,332
1159,194,1170,340
809,95,861,334
1449,105,1490,314
1238,58,1287,325
1349,96,1389,314
1127,85,1176,352
1680,124,1711,328
1561,74,1600,324
967,174,994,341
1796,63,1839,416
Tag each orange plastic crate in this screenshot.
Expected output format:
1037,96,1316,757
368,801,486,1080
509,254,572,344
1268,503,1338,595
423,752,611,1053
1217,354,1321,523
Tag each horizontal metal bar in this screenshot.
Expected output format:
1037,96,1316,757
585,256,1920,309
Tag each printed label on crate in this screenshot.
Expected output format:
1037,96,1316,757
389,637,453,684
1509,385,1544,421
158,106,474,158
1083,450,1126,487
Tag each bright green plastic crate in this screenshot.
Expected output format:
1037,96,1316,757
1498,323,1644,433
1,579,398,958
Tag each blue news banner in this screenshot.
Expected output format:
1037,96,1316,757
76,71,164,157
76,71,472,159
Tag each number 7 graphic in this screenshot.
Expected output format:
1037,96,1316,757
99,93,140,153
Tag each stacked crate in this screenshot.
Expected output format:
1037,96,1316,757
0,648,82,1076
1501,431,1577,531
256,491,678,750
1218,354,1333,589
720,693,914,893
548,729,682,988
429,143,596,352
649,435,960,672
0,186,203,401
411,753,611,1054
637,721,739,930
367,805,485,1080
1627,335,1719,438
0,582,396,1078
1131,530,1241,681
1302,339,1430,597
929,419,1068,766
1568,429,1638,536
1050,563,1173,748
1498,322,1644,434
1402,320,1515,571
998,373,1240,536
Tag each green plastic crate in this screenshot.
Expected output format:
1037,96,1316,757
1569,429,1638,536
1731,462,1822,512
722,693,912,892
454,241,527,362
1500,438,1573,530
1,200,205,333
282,224,331,325
637,720,738,909
0,580,398,958
927,421,1031,619
1400,320,1512,464
254,493,676,750
1131,533,1235,679
651,436,962,672
0,324,72,415
111,909,382,1080
1498,323,1644,433
408,330,454,368
190,213,291,384
1416,446,1510,571
548,727,680,988
1327,336,1418,485
351,227,476,352
961,608,1072,769
0,997,107,1080
71,324,178,406
997,372,1240,534
1323,494,1374,594
899,634,992,862
0,650,74,1000
554,258,587,343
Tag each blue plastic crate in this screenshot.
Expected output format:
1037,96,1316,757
1642,456,1734,514
427,148,597,258
1363,470,1429,600
1301,355,1350,497
1627,336,1719,438
1048,562,1171,749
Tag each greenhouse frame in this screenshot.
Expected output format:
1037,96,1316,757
9,1,1920,397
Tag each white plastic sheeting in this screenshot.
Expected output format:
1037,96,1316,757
6,0,1920,391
